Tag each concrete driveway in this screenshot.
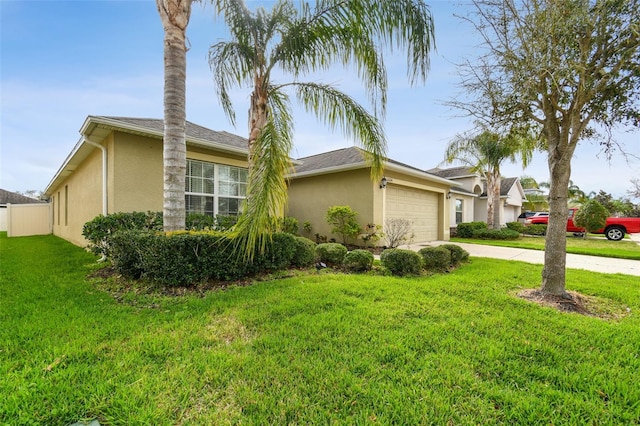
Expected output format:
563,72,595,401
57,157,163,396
409,236,640,277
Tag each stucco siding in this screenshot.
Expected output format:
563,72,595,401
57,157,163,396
112,132,164,213
287,169,375,242
51,147,103,246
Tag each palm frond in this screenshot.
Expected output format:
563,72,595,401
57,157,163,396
209,41,254,126
294,81,387,178
234,88,294,259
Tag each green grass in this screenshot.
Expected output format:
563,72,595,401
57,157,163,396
452,234,640,260
2,233,640,425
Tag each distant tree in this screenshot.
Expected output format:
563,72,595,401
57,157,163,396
520,176,548,211
15,190,44,200
573,200,608,238
452,0,640,296
627,178,640,200
592,190,616,215
444,128,534,229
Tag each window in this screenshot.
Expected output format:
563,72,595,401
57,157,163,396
64,186,68,226
455,199,463,225
185,159,247,217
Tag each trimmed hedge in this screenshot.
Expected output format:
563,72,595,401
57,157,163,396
343,249,374,272
291,237,317,268
506,221,525,233
456,221,488,238
316,243,348,266
523,224,547,236
109,231,297,286
418,246,451,272
83,211,163,257
472,228,520,240
439,244,469,266
380,249,423,276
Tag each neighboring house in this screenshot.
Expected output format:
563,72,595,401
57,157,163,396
0,189,45,232
287,147,457,244
428,166,526,227
44,116,249,246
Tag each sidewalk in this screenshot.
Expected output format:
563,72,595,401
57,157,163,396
403,238,640,277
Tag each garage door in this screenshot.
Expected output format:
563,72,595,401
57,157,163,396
385,185,438,242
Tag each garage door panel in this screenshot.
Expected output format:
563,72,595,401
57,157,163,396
385,185,438,242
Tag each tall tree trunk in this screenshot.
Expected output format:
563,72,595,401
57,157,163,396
491,172,501,230
485,172,496,229
541,144,572,296
157,0,192,231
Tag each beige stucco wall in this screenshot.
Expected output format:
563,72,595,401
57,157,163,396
288,168,452,243
50,147,104,246
448,194,476,227
49,130,250,247
286,168,376,242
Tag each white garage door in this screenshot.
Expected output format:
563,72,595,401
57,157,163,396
385,185,439,242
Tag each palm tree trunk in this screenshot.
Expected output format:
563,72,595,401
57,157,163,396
157,0,192,232
492,173,501,229
485,173,496,229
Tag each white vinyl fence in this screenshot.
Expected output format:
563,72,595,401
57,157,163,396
6,203,52,237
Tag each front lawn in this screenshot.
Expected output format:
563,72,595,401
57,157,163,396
1,233,639,424
452,235,640,260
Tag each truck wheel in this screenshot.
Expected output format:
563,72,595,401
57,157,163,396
605,226,625,241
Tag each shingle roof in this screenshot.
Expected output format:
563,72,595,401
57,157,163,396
427,166,476,178
480,177,519,197
294,147,369,173
295,146,439,177
0,189,45,205
93,116,247,150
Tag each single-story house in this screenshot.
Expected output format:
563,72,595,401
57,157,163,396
427,166,526,227
286,147,457,243
44,116,459,247
0,189,46,232
44,116,249,247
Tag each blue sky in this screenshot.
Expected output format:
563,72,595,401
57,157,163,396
1,0,638,199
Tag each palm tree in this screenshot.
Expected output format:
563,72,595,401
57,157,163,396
210,0,435,255
156,0,193,231
443,129,534,229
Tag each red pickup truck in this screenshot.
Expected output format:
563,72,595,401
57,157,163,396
526,208,640,241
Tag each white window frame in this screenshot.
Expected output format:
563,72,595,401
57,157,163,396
455,198,463,225
185,159,247,217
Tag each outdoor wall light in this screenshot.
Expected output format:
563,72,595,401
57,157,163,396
447,191,452,199
379,177,388,189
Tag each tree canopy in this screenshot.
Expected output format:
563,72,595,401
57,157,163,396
210,0,435,256
451,0,640,296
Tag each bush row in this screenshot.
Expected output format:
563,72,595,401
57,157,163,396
314,243,470,277
110,231,316,286
456,221,520,240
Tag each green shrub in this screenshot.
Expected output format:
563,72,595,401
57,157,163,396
109,230,154,279
316,243,348,266
109,231,300,286
523,224,547,236
573,200,608,234
251,232,297,272
82,211,163,258
215,215,238,231
343,249,374,272
380,249,423,276
472,228,520,240
418,246,451,272
325,206,361,244
291,237,317,268
456,221,488,238
277,216,299,235
439,244,469,266
186,213,215,231
506,221,525,233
